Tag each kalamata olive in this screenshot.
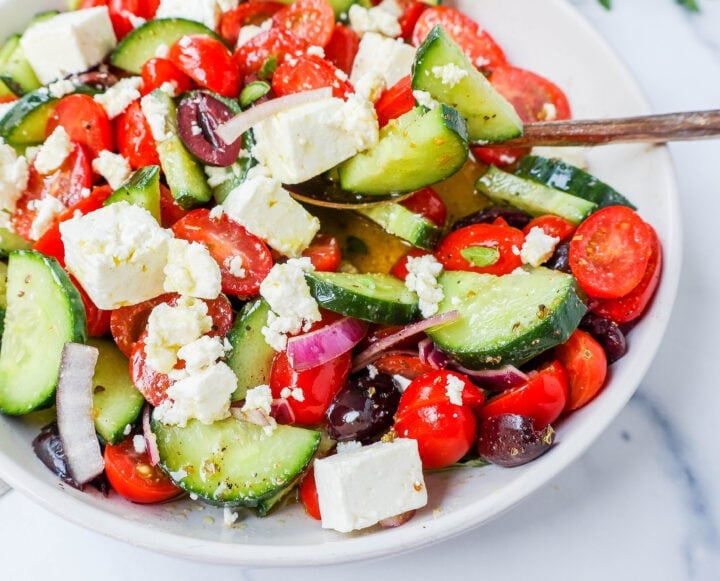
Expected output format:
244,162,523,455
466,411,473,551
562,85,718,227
325,371,402,443
452,206,532,231
176,92,243,166
546,240,571,273
477,413,555,467
579,312,628,363
71,69,120,91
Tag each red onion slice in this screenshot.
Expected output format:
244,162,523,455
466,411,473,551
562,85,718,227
56,342,103,485
451,363,529,391
379,509,416,528
216,87,332,144
352,310,459,373
287,316,367,371
271,398,296,425
418,337,449,370
142,404,160,467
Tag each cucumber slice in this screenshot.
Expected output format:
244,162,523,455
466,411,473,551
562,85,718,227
356,203,442,250
111,18,225,74
0,250,87,415
226,299,276,402
305,271,420,325
412,25,523,143
476,165,597,225
88,337,144,444
515,155,637,210
104,165,162,222
0,35,41,95
338,104,468,195
0,227,31,257
427,268,586,368
152,416,320,509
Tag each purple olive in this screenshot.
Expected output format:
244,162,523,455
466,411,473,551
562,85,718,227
452,206,532,231
325,371,402,444
176,92,243,166
546,240,571,273
477,414,555,467
579,312,628,363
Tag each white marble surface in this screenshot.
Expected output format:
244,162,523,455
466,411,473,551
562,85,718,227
2,0,720,579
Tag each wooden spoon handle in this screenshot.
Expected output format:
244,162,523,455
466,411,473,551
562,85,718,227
482,110,720,147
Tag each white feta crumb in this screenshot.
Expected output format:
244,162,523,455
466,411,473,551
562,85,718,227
0,138,29,230
242,384,274,415
132,434,147,454
163,238,222,299
177,335,226,374
540,102,558,121
123,423,132,436
208,204,224,220
367,364,378,379
280,386,305,402
94,76,142,119
28,195,66,240
520,226,560,267
140,92,173,142
413,89,439,110
445,374,465,406
47,78,76,99
405,254,444,318
307,45,325,57
34,126,72,174
224,254,246,278
92,150,132,189
393,374,412,392
348,3,402,37
431,63,468,87
336,440,362,454
353,71,386,103
223,507,239,527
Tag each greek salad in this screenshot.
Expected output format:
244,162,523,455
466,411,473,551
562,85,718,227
0,0,661,534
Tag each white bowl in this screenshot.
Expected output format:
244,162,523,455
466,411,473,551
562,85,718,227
0,0,681,566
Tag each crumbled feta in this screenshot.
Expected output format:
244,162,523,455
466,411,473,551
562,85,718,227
307,45,325,57
140,91,173,142
156,0,221,29
353,71,386,104
405,254,444,318
0,139,29,230
223,255,246,278
132,434,147,454
34,126,72,174
47,78,77,99
204,160,248,189
540,102,558,121
163,238,222,299
445,374,465,406
413,89,439,110
348,4,402,38
61,201,172,309
367,364,378,379
20,7,117,84
259,257,321,351
242,384,274,415
223,507,239,527
28,195,66,241
92,150,132,189
280,386,305,402
350,32,415,88
94,76,142,119
520,226,560,267
336,440,362,454
314,438,427,532
392,374,412,392
236,24,264,48
431,63,468,87
177,335,226,374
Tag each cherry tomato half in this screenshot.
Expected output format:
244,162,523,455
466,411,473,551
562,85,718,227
168,35,240,98
104,437,182,504
523,214,577,242
555,329,608,411
375,75,414,128
372,354,435,380
302,233,342,272
298,468,321,520
272,0,335,48
141,57,194,95
234,28,308,79
272,53,353,99
569,205,655,299
324,24,360,76
399,186,447,227
114,100,161,170
390,248,430,281
219,1,284,47
47,94,114,160
435,223,525,276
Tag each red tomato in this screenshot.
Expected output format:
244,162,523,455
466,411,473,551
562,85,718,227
71,274,112,337
523,214,576,242
272,53,353,99
234,28,308,79
399,186,447,227
79,0,140,40
324,24,360,76
269,349,351,427
412,6,507,70
390,248,430,281
158,184,189,227
104,437,182,504
171,209,273,299
302,233,342,272
394,370,484,469
396,0,428,41
168,35,240,98
272,0,335,48
479,360,569,428
375,75,414,128
569,206,655,299
46,94,114,160
220,1,284,46
473,65,572,166
591,227,662,324
555,329,607,411
298,468,321,520
372,354,435,380
435,223,525,276
141,57,194,95
114,100,161,170
13,143,92,241
130,331,173,405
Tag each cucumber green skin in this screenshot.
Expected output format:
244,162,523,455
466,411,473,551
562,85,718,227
0,227,31,257
476,165,597,225
338,104,469,196
0,35,41,95
305,271,420,325
226,299,276,402
428,268,587,369
88,337,144,445
0,251,87,415
104,165,162,222
412,26,523,143
111,18,225,74
356,203,442,250
152,416,320,510
515,155,637,210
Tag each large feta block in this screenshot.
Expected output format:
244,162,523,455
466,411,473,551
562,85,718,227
221,171,320,258
156,0,222,29
60,201,172,310
314,438,428,533
350,32,415,88
251,96,379,184
20,7,117,84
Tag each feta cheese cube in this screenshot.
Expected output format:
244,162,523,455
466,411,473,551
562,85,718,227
93,76,142,119
60,201,172,309
163,238,222,299
251,96,378,184
34,126,72,175
0,139,29,230
20,7,117,84
92,150,132,190
314,438,428,533
350,32,415,88
156,0,221,29
222,171,320,257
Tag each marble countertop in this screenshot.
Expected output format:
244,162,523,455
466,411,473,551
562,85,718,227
2,1,720,579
